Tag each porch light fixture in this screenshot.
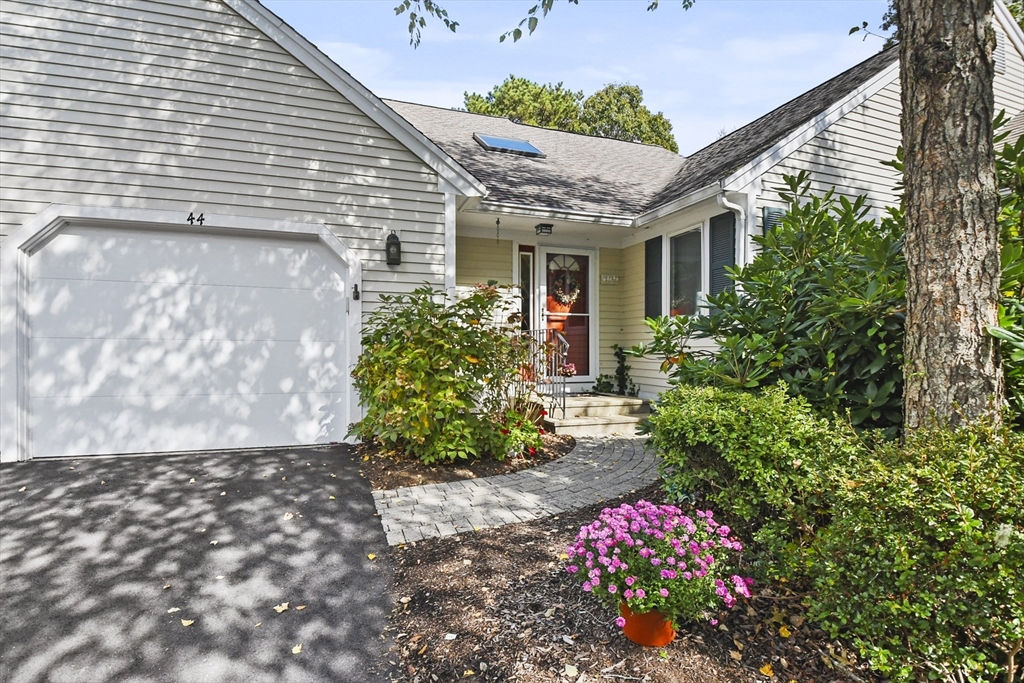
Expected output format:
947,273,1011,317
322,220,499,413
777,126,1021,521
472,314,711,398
535,223,553,236
385,230,401,266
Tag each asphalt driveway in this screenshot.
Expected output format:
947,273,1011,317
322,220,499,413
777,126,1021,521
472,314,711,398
0,445,391,683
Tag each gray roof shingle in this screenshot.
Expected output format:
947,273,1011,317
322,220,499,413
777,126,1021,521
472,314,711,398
385,46,899,217
384,100,686,217
648,46,899,209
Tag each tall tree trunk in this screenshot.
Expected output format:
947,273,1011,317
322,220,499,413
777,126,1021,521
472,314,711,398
899,0,1003,429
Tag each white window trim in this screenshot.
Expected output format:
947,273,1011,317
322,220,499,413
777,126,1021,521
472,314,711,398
663,221,707,317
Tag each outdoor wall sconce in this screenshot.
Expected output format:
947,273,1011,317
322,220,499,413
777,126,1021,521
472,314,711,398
385,230,401,266
535,223,553,236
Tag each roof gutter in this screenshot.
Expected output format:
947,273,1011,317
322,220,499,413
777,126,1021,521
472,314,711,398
634,183,721,227
469,200,635,228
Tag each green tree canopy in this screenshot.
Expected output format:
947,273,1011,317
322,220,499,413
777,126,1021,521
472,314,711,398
464,76,679,152
463,75,583,131
578,84,678,152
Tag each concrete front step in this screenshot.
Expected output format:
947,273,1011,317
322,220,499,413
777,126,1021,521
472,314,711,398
562,395,650,419
543,414,647,437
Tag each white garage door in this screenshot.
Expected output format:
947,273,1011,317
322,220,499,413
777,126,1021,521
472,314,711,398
20,223,356,458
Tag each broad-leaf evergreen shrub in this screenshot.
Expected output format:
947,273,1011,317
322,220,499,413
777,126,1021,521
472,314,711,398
351,285,541,464
989,113,1024,427
634,171,906,435
809,420,1024,683
648,383,866,579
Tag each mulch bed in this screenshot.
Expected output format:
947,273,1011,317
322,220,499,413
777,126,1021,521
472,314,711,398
359,434,576,491
377,483,879,683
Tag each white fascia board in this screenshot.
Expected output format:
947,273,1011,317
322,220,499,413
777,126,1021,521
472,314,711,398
721,58,901,193
996,0,1024,60
635,183,722,227
0,204,363,462
469,200,635,228
226,0,486,198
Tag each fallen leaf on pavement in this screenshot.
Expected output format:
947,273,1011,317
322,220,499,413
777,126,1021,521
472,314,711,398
254,622,262,628
730,650,743,661
329,495,336,500
167,607,180,614
292,643,302,655
273,602,290,613
163,584,171,590
17,487,26,493
220,491,226,496
210,541,219,546
779,625,792,638
189,478,195,484
760,663,774,677
296,605,306,610
367,553,377,560
564,664,579,678
181,619,194,627
283,512,294,520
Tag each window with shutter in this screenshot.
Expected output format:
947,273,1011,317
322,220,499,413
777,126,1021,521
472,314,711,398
644,236,662,319
709,212,736,298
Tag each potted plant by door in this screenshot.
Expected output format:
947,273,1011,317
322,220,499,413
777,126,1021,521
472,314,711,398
564,501,752,646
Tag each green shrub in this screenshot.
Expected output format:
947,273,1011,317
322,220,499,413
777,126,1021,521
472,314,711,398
809,421,1024,683
350,285,541,464
634,171,906,436
648,383,867,578
988,114,1024,427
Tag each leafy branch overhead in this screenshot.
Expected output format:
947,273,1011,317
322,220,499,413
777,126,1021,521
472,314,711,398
393,0,458,48
396,0,696,47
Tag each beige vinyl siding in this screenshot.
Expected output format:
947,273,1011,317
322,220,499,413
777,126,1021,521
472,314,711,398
759,78,903,219
455,237,513,286
0,0,446,303
620,242,670,398
597,247,624,378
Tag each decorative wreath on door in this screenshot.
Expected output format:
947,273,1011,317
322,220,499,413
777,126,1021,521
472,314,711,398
552,271,581,305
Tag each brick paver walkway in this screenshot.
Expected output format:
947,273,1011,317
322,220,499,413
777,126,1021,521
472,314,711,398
372,436,658,546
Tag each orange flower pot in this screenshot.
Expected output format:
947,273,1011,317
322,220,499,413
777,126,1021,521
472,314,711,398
619,603,676,647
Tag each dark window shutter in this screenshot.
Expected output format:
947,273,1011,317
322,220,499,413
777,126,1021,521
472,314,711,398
762,207,785,233
709,212,736,297
644,236,662,319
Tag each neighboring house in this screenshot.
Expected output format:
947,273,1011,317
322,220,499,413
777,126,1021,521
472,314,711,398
0,0,1021,461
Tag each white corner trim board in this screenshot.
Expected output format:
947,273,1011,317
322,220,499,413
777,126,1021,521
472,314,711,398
0,205,363,462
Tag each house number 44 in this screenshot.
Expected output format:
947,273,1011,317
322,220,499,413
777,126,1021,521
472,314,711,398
186,212,205,225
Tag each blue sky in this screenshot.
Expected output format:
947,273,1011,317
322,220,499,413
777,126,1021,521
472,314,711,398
264,0,891,154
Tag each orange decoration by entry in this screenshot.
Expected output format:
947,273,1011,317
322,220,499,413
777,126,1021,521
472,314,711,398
619,603,677,647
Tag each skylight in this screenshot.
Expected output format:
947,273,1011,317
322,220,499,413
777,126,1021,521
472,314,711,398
473,133,545,158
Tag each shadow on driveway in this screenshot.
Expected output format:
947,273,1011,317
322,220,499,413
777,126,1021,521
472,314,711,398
0,445,391,683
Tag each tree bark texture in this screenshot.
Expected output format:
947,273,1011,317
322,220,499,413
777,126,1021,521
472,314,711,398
898,0,1003,429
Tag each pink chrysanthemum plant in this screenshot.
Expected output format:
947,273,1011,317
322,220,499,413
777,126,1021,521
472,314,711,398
565,501,753,630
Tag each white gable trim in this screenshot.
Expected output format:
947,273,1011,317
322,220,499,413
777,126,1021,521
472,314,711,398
720,57,901,193
995,0,1024,60
225,0,486,198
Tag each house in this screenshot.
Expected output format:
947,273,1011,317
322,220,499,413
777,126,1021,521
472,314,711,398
389,3,1024,400
1,0,1021,461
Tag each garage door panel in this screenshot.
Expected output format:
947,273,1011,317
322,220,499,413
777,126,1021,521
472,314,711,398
28,278,348,343
35,227,349,292
29,337,346,399
28,391,349,458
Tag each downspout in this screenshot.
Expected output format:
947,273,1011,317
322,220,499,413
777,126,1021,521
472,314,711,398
716,190,747,266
